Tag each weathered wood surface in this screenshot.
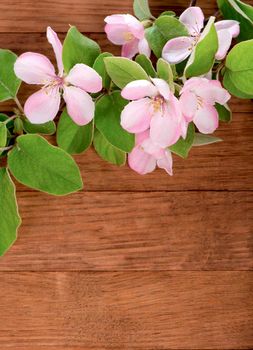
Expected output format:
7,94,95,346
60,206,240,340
0,272,252,349
0,0,252,348
0,191,252,271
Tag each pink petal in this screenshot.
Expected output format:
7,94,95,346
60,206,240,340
157,150,173,176
121,80,157,100
63,86,95,126
104,23,129,45
66,63,102,93
198,80,231,105
124,14,144,39
151,78,171,100
162,37,194,64
138,37,151,57
179,91,198,122
121,98,152,133
128,145,156,175
46,26,63,76
181,77,202,93
193,103,219,134
215,29,233,60
104,14,144,41
14,52,56,85
135,130,150,145
179,7,205,36
215,20,240,38
24,87,60,124
121,38,139,59
180,118,189,140
141,137,165,158
105,15,130,25
150,109,181,148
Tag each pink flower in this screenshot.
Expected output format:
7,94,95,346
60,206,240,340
121,78,185,148
162,7,205,64
215,20,240,60
14,27,102,125
162,7,240,64
128,130,173,175
179,77,231,134
104,14,151,59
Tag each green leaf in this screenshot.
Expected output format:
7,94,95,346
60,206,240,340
169,123,195,158
0,113,8,122
8,134,83,196
224,40,253,95
223,69,253,98
0,122,7,148
104,57,149,88
0,168,21,256
95,91,135,152
193,133,222,146
23,120,56,135
185,17,218,77
215,103,232,122
217,0,253,41
235,0,253,21
135,54,156,78
133,0,153,21
62,26,101,73
93,52,113,89
93,129,126,166
145,16,188,57
0,49,21,102
159,11,176,17
157,58,175,91
57,109,93,155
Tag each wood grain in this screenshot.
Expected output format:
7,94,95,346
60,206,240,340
0,0,229,33
0,0,252,349
0,272,252,349
0,191,252,271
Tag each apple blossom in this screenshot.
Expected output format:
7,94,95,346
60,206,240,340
104,14,151,58
120,78,186,148
162,6,240,64
128,130,173,175
179,77,231,134
14,27,102,125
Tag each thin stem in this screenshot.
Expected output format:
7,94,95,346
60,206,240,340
189,0,197,6
4,115,16,124
14,96,24,114
0,145,13,152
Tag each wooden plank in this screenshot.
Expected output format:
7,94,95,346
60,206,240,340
0,272,252,348
0,191,252,271
0,33,252,113
0,0,226,33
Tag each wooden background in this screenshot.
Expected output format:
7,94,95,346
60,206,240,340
0,0,253,348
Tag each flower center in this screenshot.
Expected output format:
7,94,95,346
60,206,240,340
151,95,164,113
196,95,204,109
123,32,134,42
43,76,64,94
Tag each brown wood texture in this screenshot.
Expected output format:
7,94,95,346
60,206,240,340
0,191,252,271
0,272,252,349
0,0,252,349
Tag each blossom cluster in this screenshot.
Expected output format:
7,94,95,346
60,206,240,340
13,7,236,176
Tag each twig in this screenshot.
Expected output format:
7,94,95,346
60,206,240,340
0,145,13,152
189,0,197,6
14,96,24,114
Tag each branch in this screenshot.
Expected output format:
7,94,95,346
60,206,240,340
189,0,197,6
